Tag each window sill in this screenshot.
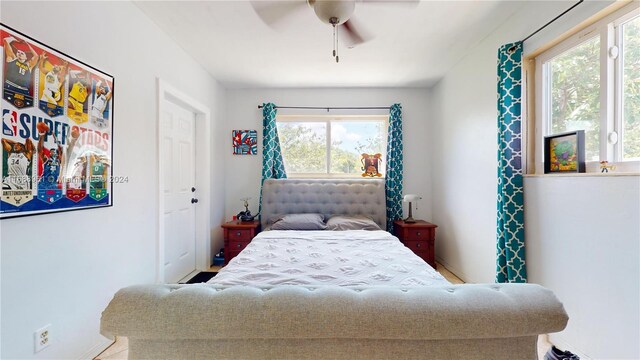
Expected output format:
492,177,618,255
524,172,640,178
533,160,640,175
288,174,386,179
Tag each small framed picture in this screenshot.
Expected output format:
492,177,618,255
360,153,383,177
544,130,586,174
232,130,257,155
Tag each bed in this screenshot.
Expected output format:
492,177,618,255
101,179,568,359
209,229,449,287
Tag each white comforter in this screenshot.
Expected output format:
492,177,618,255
208,230,449,287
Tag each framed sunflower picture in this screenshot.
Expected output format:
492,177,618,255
544,130,585,174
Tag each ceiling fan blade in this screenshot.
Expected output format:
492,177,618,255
340,19,373,47
250,1,308,27
358,0,419,7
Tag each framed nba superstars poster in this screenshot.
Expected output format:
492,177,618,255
0,24,114,219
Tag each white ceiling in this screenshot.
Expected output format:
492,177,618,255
135,0,527,88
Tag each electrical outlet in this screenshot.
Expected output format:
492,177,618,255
34,325,51,353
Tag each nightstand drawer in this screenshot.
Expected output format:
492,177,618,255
228,229,252,241
394,220,437,269
407,228,433,240
229,240,251,251
404,240,431,253
222,220,261,266
227,251,242,263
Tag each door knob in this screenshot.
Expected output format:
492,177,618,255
191,198,199,204
191,187,196,192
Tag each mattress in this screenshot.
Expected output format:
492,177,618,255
208,230,449,287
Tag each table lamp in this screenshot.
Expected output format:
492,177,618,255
403,194,421,223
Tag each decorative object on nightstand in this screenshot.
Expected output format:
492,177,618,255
403,194,421,223
237,197,257,222
394,220,437,268
221,220,261,265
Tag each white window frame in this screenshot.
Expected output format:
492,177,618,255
535,4,640,174
276,114,388,178
614,9,640,163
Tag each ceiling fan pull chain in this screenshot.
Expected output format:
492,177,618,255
335,24,339,63
332,24,337,61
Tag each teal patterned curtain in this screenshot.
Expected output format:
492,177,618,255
259,103,287,214
496,42,527,283
385,103,403,231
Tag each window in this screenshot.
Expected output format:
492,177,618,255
536,4,640,172
546,36,601,161
276,116,388,177
621,15,640,160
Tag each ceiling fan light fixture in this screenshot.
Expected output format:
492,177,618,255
311,0,355,25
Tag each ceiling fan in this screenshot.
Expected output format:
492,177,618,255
251,0,416,63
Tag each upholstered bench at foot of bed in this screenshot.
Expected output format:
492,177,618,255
101,283,568,360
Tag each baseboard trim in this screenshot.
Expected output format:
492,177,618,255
80,337,113,360
435,256,470,283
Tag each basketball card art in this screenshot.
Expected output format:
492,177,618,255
90,75,112,129
2,31,39,109
1,24,114,218
37,51,67,117
67,65,91,124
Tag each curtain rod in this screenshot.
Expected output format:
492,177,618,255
257,105,390,111
521,0,584,44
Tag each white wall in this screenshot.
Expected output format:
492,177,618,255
429,0,640,358
430,0,614,283
525,175,640,359
223,88,432,226
0,2,225,359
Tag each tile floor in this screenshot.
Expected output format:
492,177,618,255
94,263,551,359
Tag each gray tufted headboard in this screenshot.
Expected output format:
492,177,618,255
261,179,387,230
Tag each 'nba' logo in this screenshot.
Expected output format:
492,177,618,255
2,109,18,136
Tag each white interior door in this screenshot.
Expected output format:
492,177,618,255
162,100,197,283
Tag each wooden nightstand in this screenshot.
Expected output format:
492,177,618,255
394,220,437,268
221,220,261,265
